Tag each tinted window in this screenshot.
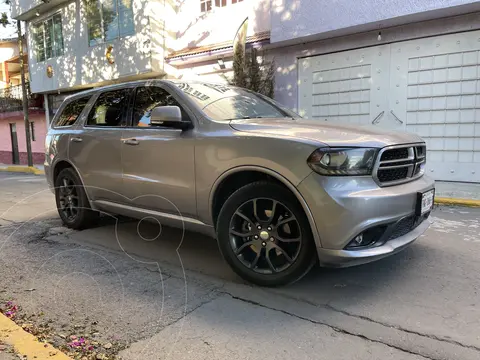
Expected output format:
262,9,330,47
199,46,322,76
203,95,285,121
87,89,129,127
132,86,187,127
172,82,299,121
55,96,91,127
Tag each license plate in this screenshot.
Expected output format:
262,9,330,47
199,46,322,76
418,190,434,215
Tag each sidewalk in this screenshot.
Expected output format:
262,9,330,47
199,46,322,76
435,181,480,206
0,164,44,175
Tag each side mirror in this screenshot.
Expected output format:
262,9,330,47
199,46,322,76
150,106,191,130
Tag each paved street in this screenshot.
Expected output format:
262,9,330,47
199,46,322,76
0,172,479,360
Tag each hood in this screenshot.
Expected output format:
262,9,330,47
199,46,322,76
229,118,424,148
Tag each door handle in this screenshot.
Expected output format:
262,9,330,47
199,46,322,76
390,110,404,124
123,139,139,146
371,111,384,125
71,137,83,143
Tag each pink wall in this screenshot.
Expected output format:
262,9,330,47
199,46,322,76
0,110,47,164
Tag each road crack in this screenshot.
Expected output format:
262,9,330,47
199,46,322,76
225,293,446,360
270,290,480,353
322,303,480,353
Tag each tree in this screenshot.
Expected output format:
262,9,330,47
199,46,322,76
230,45,276,99
1,0,11,28
232,42,247,88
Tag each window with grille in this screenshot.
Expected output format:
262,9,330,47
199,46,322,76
84,0,135,46
32,14,64,62
200,0,212,12
201,0,243,12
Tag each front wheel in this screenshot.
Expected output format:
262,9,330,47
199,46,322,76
216,182,316,287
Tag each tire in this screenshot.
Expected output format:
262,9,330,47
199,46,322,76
54,167,99,230
216,181,316,287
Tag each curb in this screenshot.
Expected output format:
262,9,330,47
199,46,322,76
435,197,480,207
0,167,44,175
0,313,72,360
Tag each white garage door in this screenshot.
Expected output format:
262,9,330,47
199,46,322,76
299,30,480,182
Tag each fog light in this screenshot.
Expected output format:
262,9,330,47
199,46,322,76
345,225,388,250
353,234,363,245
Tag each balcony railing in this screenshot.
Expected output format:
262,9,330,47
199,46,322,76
0,82,42,113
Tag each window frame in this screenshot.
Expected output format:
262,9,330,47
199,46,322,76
126,84,195,129
52,95,94,129
32,12,64,63
84,88,133,128
85,0,136,47
200,0,243,12
200,0,212,13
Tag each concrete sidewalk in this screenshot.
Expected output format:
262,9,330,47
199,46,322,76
435,181,480,206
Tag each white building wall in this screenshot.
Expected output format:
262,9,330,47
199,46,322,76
169,0,270,53
270,12,480,110
271,0,480,44
27,0,165,94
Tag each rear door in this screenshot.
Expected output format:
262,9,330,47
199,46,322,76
69,88,132,203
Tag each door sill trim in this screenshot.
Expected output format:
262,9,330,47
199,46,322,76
92,200,216,238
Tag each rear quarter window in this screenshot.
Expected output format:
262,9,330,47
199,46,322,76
54,96,91,127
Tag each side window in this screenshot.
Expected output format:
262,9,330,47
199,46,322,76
132,86,188,127
87,89,129,127
55,96,91,127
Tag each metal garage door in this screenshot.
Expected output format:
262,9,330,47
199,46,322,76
298,30,480,182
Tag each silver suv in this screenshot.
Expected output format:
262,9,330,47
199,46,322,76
44,80,435,286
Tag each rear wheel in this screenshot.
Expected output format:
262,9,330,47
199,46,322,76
216,182,316,286
54,168,99,230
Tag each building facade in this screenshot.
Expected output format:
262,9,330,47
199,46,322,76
0,38,46,165
9,0,480,182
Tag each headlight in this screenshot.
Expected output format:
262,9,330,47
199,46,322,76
307,148,378,176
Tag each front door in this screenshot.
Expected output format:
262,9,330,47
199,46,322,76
9,123,19,164
121,85,196,218
68,88,131,203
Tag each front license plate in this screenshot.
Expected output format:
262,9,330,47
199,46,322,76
418,189,434,215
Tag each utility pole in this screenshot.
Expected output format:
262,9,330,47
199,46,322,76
17,20,33,167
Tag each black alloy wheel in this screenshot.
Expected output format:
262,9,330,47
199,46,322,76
58,176,80,222
229,198,302,274
217,182,316,287
54,167,99,229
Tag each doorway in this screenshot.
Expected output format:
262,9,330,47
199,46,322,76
9,123,20,164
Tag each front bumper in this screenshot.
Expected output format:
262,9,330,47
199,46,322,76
317,217,430,267
297,173,435,266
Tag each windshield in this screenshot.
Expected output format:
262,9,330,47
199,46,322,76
171,82,299,121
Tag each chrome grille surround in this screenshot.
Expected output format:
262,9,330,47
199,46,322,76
373,143,426,187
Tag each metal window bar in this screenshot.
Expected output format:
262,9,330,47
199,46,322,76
0,83,32,113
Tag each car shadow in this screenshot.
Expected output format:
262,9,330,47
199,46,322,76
89,217,428,306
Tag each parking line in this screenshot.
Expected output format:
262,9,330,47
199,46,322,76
0,313,72,360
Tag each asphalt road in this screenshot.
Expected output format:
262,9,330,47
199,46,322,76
0,172,479,360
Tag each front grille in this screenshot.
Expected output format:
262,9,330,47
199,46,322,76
377,167,409,183
374,144,426,186
388,215,427,241
380,148,409,161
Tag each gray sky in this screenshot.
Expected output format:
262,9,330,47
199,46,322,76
0,2,17,39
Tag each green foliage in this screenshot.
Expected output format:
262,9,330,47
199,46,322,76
231,46,276,98
1,0,11,28
232,42,247,88
0,12,9,27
